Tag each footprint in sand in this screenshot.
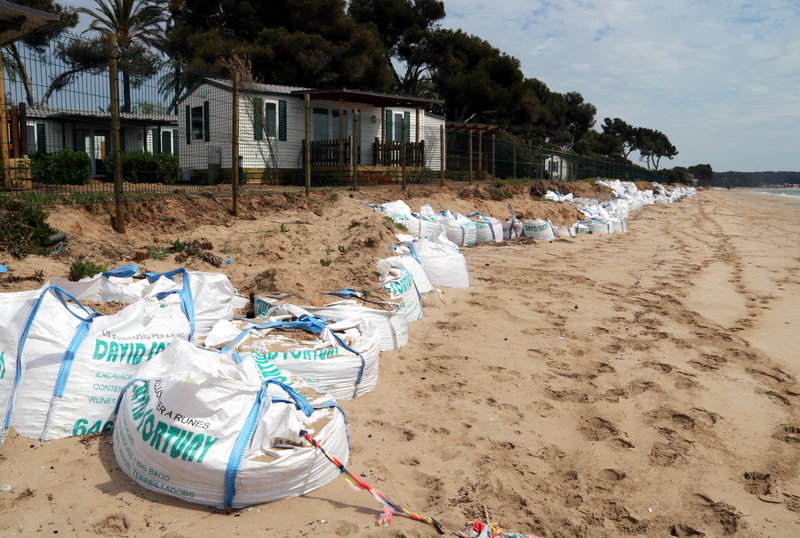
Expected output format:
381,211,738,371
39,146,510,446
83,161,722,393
93,514,130,536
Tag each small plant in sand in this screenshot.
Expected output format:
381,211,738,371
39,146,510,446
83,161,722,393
338,245,346,254
70,258,108,281
325,246,334,255
147,246,169,260
280,223,289,233
383,216,408,232
319,258,332,267
171,239,186,252
330,193,339,202
34,269,45,283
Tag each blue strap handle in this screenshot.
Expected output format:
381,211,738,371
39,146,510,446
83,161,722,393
146,269,196,340
101,264,139,278
224,379,313,507
325,288,359,299
399,241,421,264
469,212,497,241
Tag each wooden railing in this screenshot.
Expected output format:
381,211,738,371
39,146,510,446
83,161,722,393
373,139,425,167
306,138,355,167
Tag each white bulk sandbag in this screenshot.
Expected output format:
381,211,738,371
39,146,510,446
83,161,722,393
379,268,423,322
45,267,247,342
503,217,523,239
2,285,194,442
413,232,470,288
43,264,152,303
300,300,408,352
0,289,43,445
468,212,503,243
377,245,433,294
381,200,438,239
409,212,440,239
208,304,381,400
575,221,591,234
611,217,627,233
523,219,556,241
112,339,349,508
586,219,613,234
438,211,477,247
553,223,577,238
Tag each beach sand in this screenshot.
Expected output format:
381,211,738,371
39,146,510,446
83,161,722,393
1,189,799,537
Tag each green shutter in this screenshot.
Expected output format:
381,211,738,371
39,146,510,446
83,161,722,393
36,123,46,153
185,105,191,144
253,98,263,140
278,100,287,141
404,111,411,142
385,110,393,143
203,100,210,141
172,130,179,156
152,129,160,153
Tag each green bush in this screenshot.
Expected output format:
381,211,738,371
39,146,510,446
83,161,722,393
30,150,91,185
103,152,178,183
0,197,59,258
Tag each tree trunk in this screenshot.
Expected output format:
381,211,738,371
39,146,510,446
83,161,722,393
7,44,37,106
122,69,131,113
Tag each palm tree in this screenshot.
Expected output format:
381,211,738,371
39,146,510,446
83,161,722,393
77,0,165,112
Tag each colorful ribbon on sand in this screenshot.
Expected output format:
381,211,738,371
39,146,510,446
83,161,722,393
456,520,542,538
300,429,445,534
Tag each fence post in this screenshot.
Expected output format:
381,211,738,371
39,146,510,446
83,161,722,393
439,124,445,186
108,33,125,234
477,132,482,180
304,93,311,196
351,108,358,190
231,71,240,217
468,130,473,184
401,116,406,190
0,52,8,188
512,142,517,179
338,99,344,182
491,132,495,180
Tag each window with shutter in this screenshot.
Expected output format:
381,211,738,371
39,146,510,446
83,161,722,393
403,111,411,142
191,105,202,140
253,97,264,140
265,102,277,138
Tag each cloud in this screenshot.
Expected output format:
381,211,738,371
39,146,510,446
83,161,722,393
440,0,800,171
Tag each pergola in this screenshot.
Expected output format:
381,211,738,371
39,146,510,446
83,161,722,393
445,121,499,182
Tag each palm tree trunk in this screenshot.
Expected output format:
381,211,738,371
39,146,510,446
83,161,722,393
122,69,131,113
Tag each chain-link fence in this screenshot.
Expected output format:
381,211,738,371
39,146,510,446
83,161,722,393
1,30,665,219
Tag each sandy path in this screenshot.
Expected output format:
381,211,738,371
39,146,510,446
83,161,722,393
1,190,798,537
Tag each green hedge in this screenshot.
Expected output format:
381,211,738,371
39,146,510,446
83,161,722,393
30,150,91,185
102,151,178,183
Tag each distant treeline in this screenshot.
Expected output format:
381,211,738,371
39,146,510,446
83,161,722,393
710,171,800,188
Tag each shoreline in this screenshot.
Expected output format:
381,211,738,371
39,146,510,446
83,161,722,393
1,190,799,537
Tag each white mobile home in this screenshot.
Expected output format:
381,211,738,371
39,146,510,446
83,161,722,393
177,78,445,184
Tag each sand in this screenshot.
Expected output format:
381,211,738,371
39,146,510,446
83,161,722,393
1,188,799,537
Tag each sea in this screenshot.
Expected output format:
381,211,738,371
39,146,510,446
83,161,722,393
746,188,800,198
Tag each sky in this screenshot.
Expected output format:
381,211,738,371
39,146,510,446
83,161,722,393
440,0,800,172
62,0,799,172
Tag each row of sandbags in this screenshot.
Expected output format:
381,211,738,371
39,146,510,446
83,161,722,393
0,267,353,508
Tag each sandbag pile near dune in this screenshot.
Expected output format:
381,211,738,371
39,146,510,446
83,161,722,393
0,178,696,511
